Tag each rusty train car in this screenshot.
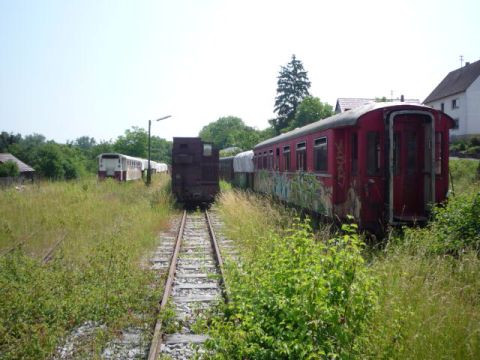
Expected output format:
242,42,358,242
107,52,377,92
252,102,454,231
171,137,219,207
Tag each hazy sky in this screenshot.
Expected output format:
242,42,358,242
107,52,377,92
1,0,479,143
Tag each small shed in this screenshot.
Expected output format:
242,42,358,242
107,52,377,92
0,153,36,181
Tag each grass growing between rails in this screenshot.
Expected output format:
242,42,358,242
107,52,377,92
0,175,174,359
207,185,480,359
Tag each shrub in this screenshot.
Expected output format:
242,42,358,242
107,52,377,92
0,160,19,177
470,136,480,147
205,220,377,358
450,140,467,151
465,145,480,156
432,191,480,254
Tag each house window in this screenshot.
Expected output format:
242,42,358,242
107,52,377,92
366,132,381,175
296,142,307,171
351,133,358,175
451,99,459,109
440,103,444,112
283,146,291,171
453,118,460,129
314,137,328,172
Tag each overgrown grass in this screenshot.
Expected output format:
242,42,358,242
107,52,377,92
0,175,174,358
364,247,480,359
207,191,376,358
449,158,480,193
209,175,480,358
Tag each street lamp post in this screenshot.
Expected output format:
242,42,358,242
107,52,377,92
147,115,171,186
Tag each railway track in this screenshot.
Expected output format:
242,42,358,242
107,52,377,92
148,209,229,360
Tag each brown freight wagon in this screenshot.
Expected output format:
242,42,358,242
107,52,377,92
171,137,219,208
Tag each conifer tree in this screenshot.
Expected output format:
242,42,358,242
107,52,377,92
271,55,311,134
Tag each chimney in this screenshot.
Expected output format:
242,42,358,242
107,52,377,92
466,62,470,66
400,94,404,102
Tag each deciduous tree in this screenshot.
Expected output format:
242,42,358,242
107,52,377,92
199,116,261,151
289,96,333,130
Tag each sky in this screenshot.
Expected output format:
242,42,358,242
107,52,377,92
1,0,479,144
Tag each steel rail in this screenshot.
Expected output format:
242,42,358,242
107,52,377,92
205,210,229,303
148,210,187,360
0,232,36,257
42,233,66,264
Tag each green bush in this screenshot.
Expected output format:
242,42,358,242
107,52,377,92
0,160,19,177
206,220,377,358
465,145,480,156
450,141,466,151
470,137,480,147
432,191,480,254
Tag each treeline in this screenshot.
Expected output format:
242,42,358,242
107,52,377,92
0,127,171,180
200,55,334,154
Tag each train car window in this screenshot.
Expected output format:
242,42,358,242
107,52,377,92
263,152,267,169
283,146,291,171
269,150,274,169
367,132,381,175
435,132,442,175
393,132,401,175
275,148,280,170
351,133,358,175
406,132,417,175
203,144,212,156
314,137,328,172
257,153,261,169
296,142,307,171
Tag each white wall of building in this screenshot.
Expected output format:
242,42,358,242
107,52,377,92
426,93,467,136
466,76,480,136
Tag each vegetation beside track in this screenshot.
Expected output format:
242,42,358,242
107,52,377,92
0,175,174,358
207,159,480,359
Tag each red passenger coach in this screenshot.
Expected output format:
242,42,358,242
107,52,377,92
253,103,454,231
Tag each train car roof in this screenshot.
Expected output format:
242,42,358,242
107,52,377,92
98,153,145,162
254,102,434,149
233,150,254,173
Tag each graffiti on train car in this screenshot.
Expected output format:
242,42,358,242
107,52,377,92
335,140,346,188
255,170,333,216
334,180,362,219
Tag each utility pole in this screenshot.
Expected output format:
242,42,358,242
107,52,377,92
460,55,464,67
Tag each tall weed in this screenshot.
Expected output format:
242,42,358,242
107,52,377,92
208,191,377,358
0,175,173,358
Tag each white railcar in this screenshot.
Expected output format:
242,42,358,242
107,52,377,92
98,153,144,181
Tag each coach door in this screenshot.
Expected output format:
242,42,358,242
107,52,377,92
388,111,435,223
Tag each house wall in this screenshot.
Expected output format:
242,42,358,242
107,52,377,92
426,93,467,137
466,76,480,136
